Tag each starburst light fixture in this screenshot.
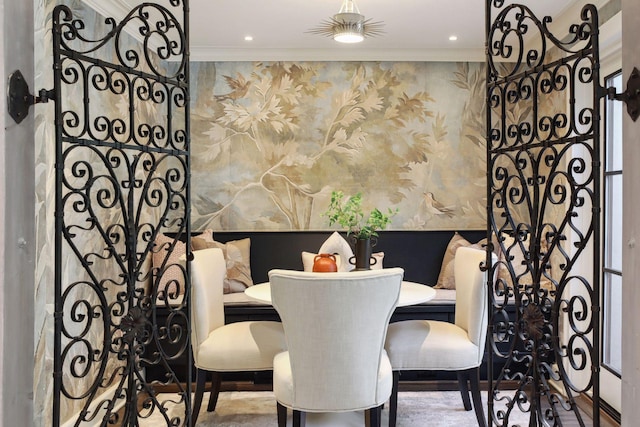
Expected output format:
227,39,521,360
307,0,385,44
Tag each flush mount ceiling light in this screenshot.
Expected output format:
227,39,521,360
307,0,384,44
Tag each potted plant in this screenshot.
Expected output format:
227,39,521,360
323,190,397,270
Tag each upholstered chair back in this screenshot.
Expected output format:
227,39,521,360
269,268,404,412
453,246,490,362
190,248,227,362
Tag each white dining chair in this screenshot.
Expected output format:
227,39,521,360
384,246,491,427
189,248,287,424
269,268,404,427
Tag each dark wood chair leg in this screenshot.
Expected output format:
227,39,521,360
388,371,399,427
206,371,222,412
468,367,487,427
192,368,207,425
277,402,288,427
292,410,306,427
366,404,383,427
456,370,473,411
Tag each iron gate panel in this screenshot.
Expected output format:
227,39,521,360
486,2,603,426
51,2,191,426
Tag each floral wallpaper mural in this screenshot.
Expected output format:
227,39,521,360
190,61,487,231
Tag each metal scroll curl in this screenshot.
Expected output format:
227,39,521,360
55,2,187,80
486,2,601,426
53,1,190,426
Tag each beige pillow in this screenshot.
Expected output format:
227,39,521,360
152,233,187,298
435,233,487,289
436,231,536,292
192,237,253,293
198,228,216,243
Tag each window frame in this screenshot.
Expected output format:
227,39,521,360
601,69,623,379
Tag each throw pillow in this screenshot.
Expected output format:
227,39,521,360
192,237,253,293
435,232,488,289
152,233,187,299
435,232,471,289
495,233,529,291
199,228,216,243
318,232,355,272
370,252,385,270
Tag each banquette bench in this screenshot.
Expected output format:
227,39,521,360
214,230,485,324
148,229,517,384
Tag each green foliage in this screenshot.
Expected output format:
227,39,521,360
323,190,398,239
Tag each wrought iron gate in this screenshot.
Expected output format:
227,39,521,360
486,2,603,426
52,1,191,425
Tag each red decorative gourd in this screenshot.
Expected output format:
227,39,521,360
313,253,338,272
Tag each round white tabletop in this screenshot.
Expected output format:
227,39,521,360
244,280,435,307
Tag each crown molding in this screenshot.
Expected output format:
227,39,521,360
189,47,486,63
82,0,130,23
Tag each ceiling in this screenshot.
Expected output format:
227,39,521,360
86,0,590,62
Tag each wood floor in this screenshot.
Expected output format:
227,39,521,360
555,395,620,427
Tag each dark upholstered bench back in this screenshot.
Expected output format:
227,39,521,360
208,230,486,286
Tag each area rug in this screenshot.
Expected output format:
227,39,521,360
144,391,532,426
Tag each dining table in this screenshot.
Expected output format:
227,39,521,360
244,280,436,307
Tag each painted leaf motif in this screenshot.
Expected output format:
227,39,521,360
360,87,384,113
383,106,399,122
338,89,359,108
343,127,367,150
406,132,431,162
276,74,301,104
203,123,227,142
432,114,448,142
391,92,435,125
339,107,365,127
331,128,348,146
254,74,272,99
220,103,250,130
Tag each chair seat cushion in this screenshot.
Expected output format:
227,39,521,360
385,320,480,371
196,321,286,371
273,350,393,412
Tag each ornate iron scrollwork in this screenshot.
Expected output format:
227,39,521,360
52,1,190,426
486,2,602,426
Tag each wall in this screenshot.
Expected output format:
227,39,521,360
621,0,640,424
1,0,36,426
190,61,488,232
